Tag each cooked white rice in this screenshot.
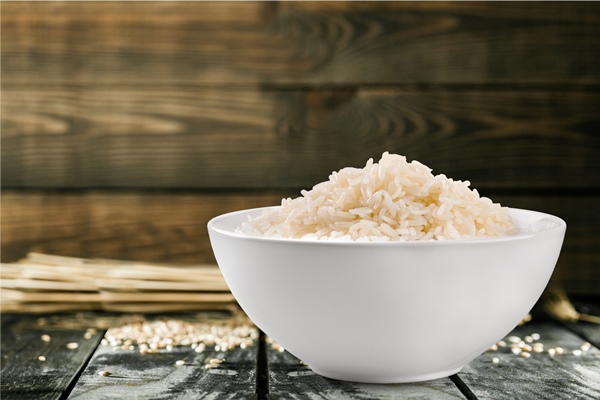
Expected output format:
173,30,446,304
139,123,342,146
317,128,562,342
240,153,515,241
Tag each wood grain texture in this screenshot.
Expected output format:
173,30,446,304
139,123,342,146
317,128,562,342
0,314,104,400
266,344,464,399
2,1,599,85
0,190,287,265
1,306,598,399
3,88,599,189
460,322,600,399
2,0,600,301
68,316,257,400
2,191,599,294
567,299,600,348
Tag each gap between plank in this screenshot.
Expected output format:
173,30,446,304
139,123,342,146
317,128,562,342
256,330,269,399
59,331,107,400
449,374,479,400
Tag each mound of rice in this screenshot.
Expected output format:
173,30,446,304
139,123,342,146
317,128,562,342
240,153,515,241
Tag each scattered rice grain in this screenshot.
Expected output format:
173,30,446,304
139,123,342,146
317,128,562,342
507,336,521,344
99,310,256,357
533,343,544,353
581,342,591,352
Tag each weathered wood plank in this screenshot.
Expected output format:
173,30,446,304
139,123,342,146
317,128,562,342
68,313,258,400
2,191,599,294
0,314,104,400
266,342,464,399
271,89,600,190
2,1,599,85
3,88,599,189
0,190,287,264
566,298,600,348
460,322,600,399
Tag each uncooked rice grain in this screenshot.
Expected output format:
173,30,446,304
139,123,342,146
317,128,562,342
240,153,515,241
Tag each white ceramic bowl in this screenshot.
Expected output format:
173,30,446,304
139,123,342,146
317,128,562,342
208,207,566,383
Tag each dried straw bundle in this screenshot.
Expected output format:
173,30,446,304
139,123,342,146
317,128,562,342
0,253,234,313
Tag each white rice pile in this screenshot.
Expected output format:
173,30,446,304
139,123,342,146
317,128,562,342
240,153,515,241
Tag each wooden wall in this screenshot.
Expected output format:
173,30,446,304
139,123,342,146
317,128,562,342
2,1,599,293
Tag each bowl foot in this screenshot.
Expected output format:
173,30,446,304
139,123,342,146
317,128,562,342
310,365,463,384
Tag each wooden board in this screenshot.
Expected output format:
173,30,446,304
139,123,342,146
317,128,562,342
2,191,599,294
1,301,599,399
68,316,258,400
2,1,599,85
2,88,599,189
567,298,600,347
459,321,600,399
3,1,599,300
266,344,464,399
0,190,287,264
0,314,104,400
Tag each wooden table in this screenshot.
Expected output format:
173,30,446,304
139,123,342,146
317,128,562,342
2,299,599,400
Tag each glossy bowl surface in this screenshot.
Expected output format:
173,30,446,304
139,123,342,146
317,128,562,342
208,207,565,383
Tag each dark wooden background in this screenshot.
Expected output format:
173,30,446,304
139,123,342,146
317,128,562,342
2,1,599,293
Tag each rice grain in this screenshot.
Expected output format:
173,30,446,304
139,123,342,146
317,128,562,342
240,153,514,241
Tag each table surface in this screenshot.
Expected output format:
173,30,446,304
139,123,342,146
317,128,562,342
2,299,599,400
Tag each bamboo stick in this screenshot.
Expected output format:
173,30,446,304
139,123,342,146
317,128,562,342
97,279,229,292
100,291,235,303
2,289,102,302
101,302,236,313
1,278,98,291
1,302,102,313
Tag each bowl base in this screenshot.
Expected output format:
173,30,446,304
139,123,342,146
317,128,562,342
310,365,463,384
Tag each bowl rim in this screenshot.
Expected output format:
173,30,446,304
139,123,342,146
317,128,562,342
208,206,566,246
